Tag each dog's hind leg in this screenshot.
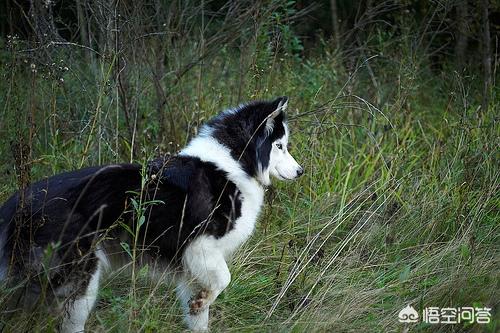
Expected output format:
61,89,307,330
60,262,102,333
178,236,231,331
176,277,210,332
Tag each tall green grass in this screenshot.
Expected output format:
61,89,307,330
0,32,498,332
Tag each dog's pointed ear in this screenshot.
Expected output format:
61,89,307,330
264,96,288,135
269,96,288,119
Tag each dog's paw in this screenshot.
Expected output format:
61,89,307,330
189,289,211,314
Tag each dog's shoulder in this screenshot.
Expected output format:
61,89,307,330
146,155,241,239
147,155,224,214
148,155,198,192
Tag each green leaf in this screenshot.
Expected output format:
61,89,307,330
138,215,146,228
120,241,132,258
131,198,139,211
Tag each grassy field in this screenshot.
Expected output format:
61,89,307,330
0,32,499,332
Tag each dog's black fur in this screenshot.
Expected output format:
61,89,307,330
0,99,284,294
0,97,295,331
0,155,243,290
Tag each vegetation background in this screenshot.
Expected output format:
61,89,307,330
0,0,498,332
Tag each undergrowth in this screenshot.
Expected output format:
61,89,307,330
0,26,498,333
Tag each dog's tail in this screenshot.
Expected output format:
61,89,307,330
0,199,15,281
0,191,23,281
0,226,8,281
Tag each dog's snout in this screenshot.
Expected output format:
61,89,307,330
296,167,304,177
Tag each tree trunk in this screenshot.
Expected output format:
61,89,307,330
76,0,92,61
480,0,491,112
330,0,340,49
454,0,468,70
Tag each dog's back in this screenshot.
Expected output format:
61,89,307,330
0,164,143,283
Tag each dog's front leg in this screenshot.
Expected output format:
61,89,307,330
178,236,231,331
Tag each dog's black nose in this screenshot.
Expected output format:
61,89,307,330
297,167,304,177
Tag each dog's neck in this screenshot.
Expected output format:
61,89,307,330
179,135,264,199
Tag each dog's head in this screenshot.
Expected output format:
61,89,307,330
254,96,303,185
202,96,303,186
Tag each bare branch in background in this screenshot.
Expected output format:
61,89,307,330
28,0,64,44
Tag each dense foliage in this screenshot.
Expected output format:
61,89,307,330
0,1,498,332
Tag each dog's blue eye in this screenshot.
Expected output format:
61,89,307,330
276,143,283,150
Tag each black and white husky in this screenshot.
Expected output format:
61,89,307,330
0,96,303,332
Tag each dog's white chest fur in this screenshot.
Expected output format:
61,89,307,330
216,181,264,258
180,135,265,257
183,177,264,263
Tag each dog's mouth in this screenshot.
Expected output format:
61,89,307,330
275,173,286,180
275,171,295,181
